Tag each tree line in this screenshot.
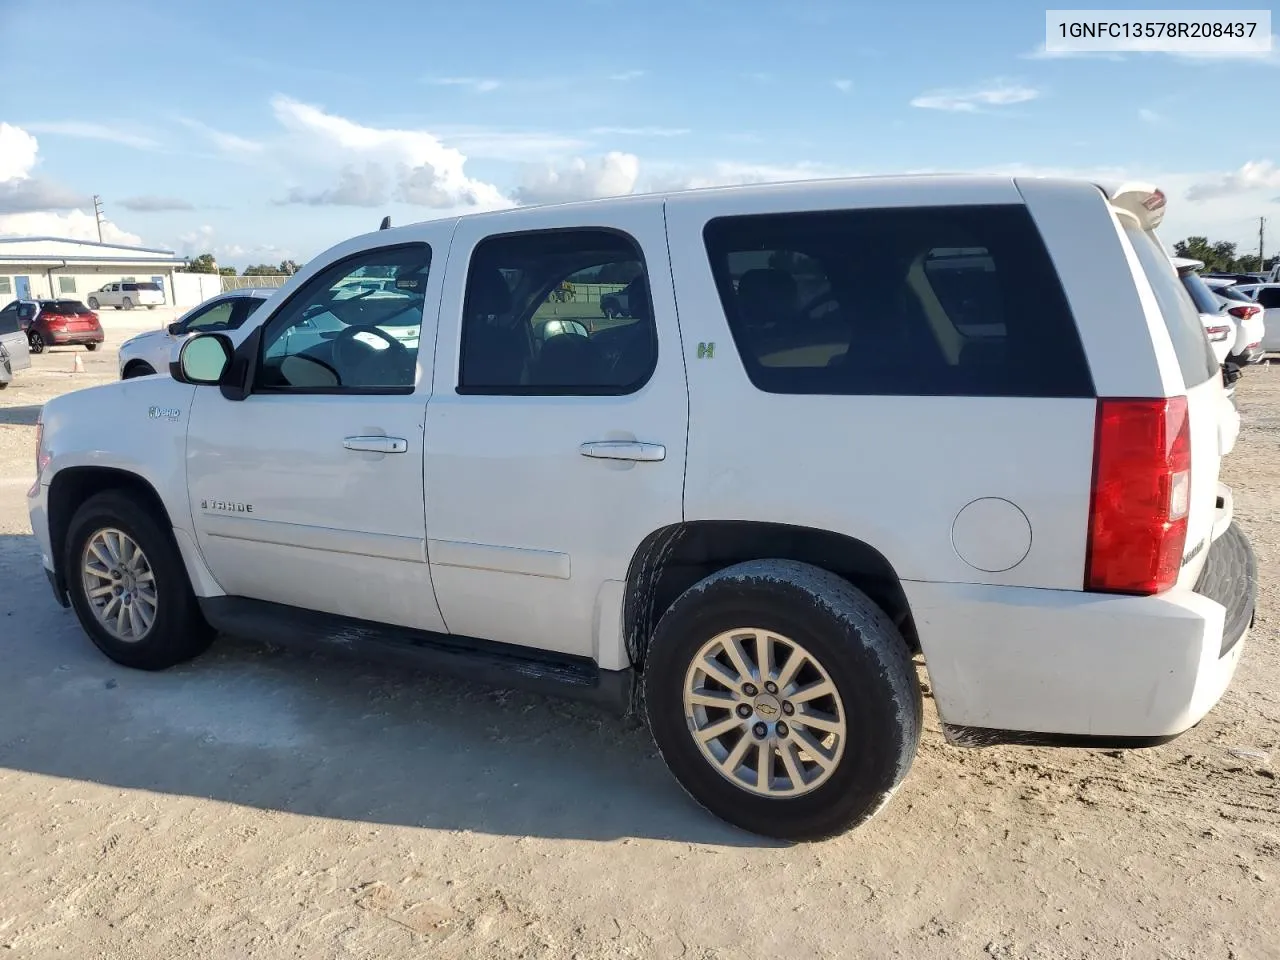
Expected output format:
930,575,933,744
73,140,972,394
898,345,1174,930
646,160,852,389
1172,237,1275,274
182,253,301,277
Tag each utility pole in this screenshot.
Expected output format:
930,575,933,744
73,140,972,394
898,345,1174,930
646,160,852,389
92,195,105,243
1260,216,1266,272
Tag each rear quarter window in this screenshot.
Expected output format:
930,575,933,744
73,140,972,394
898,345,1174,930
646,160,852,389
702,204,1094,397
1122,224,1218,387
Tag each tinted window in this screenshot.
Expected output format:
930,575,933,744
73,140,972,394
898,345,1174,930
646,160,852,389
122,283,138,291
255,243,430,393
184,300,238,333
40,300,91,315
1257,288,1280,309
458,229,656,394
702,205,1093,397
1218,286,1253,303
0,304,16,335
1122,224,1218,387
1180,271,1224,316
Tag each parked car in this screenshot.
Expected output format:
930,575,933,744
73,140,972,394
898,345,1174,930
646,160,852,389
1204,277,1264,364
87,281,165,311
28,176,1255,841
1173,257,1236,366
8,298,104,353
118,288,275,379
1231,283,1280,352
0,299,33,388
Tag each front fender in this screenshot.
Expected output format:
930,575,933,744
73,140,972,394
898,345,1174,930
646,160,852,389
41,377,198,535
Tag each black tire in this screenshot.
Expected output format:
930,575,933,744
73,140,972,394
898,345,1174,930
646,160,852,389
85,342,98,352
28,332,44,354
644,560,921,841
146,305,156,310
0,381,8,390
123,361,156,379
123,297,134,310
87,297,99,310
64,490,215,671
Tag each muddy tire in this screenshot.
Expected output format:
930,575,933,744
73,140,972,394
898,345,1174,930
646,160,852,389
644,560,921,841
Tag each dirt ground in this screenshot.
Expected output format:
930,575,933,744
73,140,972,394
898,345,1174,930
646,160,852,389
0,325,1277,960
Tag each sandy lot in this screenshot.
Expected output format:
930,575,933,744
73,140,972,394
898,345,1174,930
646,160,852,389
0,333,1277,960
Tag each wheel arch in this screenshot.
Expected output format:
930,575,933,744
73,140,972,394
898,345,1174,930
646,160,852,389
121,358,157,379
47,467,178,603
622,520,920,672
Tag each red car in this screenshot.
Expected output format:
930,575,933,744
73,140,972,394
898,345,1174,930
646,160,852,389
17,299,105,354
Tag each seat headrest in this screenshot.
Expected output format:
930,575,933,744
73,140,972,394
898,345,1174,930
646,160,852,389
467,265,512,318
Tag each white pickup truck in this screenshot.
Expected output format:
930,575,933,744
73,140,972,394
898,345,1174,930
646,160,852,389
86,280,165,311
28,176,1256,840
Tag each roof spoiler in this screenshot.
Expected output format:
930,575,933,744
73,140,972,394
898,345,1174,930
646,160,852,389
1102,181,1167,231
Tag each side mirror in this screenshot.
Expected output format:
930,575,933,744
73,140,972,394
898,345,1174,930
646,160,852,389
174,333,232,385
166,322,183,335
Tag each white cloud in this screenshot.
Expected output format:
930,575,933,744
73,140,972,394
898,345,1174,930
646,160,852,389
435,128,592,160
609,69,645,81
1138,108,1164,125
647,161,857,192
120,195,195,212
269,95,507,209
1020,43,1125,61
1187,160,1280,200
0,123,38,181
514,152,640,205
590,126,690,137
176,116,264,155
426,76,502,93
833,79,854,93
177,224,216,256
0,122,138,242
911,80,1040,112
26,121,157,150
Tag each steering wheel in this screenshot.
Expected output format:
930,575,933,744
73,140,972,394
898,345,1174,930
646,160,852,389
332,324,413,385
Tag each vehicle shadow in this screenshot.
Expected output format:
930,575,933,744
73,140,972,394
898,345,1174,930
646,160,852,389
0,404,42,427
0,533,773,847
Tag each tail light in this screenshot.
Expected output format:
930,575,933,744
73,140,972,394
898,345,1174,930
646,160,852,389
1228,305,1261,321
1085,397,1191,595
1205,324,1232,341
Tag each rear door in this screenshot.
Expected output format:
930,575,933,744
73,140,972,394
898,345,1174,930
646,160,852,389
1254,287,1280,351
0,302,30,374
423,199,688,664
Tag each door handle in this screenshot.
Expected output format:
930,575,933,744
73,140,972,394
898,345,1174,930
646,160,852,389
579,440,666,462
344,436,408,454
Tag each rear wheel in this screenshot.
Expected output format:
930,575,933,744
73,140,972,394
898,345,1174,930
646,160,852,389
0,381,8,390
28,332,44,354
64,491,214,670
87,297,99,310
123,297,134,310
146,305,156,310
85,342,98,352
644,560,921,841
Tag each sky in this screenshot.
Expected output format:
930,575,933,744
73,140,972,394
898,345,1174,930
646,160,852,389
1,0,1277,268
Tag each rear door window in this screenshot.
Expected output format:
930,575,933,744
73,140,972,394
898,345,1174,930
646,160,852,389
702,204,1093,397
1122,224,1218,387
1257,288,1280,309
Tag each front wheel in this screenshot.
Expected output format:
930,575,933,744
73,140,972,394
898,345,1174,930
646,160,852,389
85,342,99,352
644,560,921,841
28,332,44,354
64,491,214,670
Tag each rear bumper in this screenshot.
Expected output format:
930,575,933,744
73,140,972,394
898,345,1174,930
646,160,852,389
909,521,1256,745
46,330,104,345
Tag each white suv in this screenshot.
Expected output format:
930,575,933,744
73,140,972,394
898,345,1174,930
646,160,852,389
87,281,165,311
28,176,1256,840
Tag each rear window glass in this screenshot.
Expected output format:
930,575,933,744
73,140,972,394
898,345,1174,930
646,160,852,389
1122,224,1217,387
702,204,1094,397
41,300,91,315
1180,271,1224,316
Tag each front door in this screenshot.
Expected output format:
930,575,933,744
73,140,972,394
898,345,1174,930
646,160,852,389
184,234,450,631
0,301,31,375
424,200,688,664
